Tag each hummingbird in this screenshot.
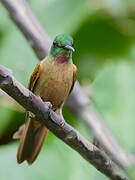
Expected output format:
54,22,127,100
17,34,77,165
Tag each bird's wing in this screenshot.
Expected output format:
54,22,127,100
28,64,41,92
13,64,41,139
69,64,77,94
17,62,48,165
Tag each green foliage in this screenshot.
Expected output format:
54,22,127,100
0,136,108,180
0,0,135,179
126,165,135,180
92,62,135,153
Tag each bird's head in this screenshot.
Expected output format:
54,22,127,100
50,34,75,62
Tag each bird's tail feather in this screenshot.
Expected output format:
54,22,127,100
17,117,48,165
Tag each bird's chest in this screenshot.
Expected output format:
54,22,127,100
34,61,73,109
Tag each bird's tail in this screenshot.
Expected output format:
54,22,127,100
17,117,48,165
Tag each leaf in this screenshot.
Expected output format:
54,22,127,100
92,61,135,153
0,135,108,180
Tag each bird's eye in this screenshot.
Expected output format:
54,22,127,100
53,41,58,47
72,43,74,47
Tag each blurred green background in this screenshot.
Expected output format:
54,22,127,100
0,0,135,179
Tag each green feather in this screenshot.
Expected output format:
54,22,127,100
50,34,74,59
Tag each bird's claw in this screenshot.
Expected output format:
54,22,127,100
44,101,52,110
37,96,52,110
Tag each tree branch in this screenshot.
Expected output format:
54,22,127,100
66,82,135,168
1,0,134,174
0,65,126,180
1,0,51,59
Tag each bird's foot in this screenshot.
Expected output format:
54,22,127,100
41,101,52,120
44,101,52,110
37,96,52,110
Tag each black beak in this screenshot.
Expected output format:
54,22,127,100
64,45,75,52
